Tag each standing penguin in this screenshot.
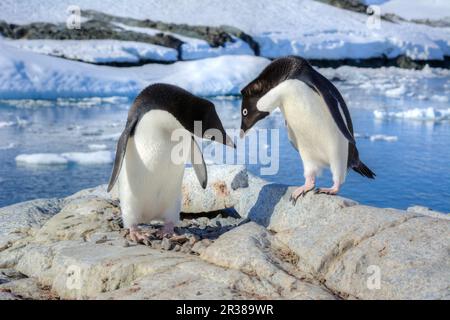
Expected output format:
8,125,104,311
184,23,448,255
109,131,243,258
240,56,375,204
108,83,235,242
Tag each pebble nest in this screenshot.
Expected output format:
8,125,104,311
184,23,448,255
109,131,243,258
118,209,246,254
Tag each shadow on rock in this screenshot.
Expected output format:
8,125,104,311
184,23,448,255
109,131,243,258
248,183,289,227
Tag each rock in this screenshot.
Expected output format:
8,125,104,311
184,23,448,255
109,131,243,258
182,165,248,213
0,277,57,300
0,268,25,285
33,198,121,243
407,206,450,220
0,165,448,300
0,291,18,300
200,222,335,299
0,198,64,236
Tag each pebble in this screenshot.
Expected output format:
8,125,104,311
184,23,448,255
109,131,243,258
150,240,161,250
161,238,172,250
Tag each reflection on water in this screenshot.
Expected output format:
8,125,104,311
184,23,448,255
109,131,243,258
0,94,449,212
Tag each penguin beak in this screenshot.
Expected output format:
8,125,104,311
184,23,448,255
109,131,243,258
225,133,236,149
204,130,236,149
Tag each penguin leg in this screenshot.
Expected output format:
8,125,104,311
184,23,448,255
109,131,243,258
157,199,181,238
290,175,316,205
121,202,152,244
315,166,343,195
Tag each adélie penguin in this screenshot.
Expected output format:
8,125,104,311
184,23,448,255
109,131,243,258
239,56,375,204
107,83,235,242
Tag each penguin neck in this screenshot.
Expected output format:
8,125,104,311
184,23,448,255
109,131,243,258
256,80,297,115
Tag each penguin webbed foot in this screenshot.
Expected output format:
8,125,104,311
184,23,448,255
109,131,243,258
126,223,185,247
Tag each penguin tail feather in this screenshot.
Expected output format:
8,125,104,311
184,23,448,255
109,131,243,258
352,160,376,179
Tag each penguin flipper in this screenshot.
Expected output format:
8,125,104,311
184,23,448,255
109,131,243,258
107,115,138,192
190,136,208,189
296,66,355,144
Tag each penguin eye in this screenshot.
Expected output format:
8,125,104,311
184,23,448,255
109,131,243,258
243,108,248,116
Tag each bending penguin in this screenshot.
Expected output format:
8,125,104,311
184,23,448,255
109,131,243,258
108,83,235,242
240,56,375,204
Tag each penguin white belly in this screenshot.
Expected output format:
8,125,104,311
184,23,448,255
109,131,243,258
118,112,185,228
280,80,348,181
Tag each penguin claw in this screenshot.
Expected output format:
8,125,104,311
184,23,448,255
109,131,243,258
291,196,297,206
290,186,314,206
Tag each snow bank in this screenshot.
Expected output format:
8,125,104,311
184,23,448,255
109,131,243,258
0,42,269,99
15,151,113,165
0,0,447,61
374,107,450,121
115,23,253,60
365,0,450,21
4,39,178,63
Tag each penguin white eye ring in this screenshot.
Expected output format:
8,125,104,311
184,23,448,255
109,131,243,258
240,55,375,204
242,108,248,116
107,83,236,242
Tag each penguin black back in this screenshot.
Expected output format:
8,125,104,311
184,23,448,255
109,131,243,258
108,83,233,192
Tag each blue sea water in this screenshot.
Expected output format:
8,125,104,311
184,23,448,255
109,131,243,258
0,91,449,212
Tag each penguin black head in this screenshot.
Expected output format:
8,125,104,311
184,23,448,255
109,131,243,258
132,83,235,148
195,99,236,149
240,81,270,137
240,56,307,137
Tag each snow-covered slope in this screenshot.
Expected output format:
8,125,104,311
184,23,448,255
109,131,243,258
4,39,178,63
0,41,269,99
1,38,449,100
0,0,449,61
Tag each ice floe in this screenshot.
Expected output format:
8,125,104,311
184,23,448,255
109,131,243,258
15,151,113,165
88,144,108,150
0,142,16,150
374,107,450,121
0,117,30,128
0,121,15,128
369,134,399,142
